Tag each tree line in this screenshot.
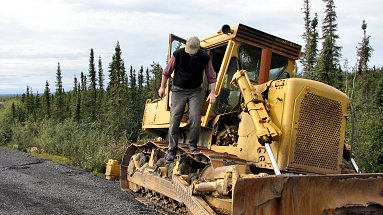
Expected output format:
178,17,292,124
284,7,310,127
0,42,163,172
1,0,382,173
11,42,163,142
300,0,382,172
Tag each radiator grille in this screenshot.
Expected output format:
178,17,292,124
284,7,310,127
292,93,342,171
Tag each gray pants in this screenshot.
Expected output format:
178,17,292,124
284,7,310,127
168,85,202,154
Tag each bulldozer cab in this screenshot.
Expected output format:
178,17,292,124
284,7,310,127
184,24,301,127
143,24,301,132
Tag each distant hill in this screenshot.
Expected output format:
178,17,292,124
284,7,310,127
0,94,19,98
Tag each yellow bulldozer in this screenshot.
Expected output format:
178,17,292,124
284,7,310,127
120,24,383,215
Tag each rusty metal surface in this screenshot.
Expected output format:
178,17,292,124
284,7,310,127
120,144,138,191
232,173,383,215
172,175,217,215
236,24,301,60
128,171,182,203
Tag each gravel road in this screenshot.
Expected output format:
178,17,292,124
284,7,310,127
0,149,157,215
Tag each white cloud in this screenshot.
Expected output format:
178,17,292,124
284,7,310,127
0,0,382,94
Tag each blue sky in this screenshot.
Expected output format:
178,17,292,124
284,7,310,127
0,0,382,94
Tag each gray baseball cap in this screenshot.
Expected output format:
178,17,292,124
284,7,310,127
185,36,200,54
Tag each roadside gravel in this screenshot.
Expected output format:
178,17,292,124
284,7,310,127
0,149,157,215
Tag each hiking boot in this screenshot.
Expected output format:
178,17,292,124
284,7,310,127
166,152,175,163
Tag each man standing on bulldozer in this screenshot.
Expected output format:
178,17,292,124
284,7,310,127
158,36,217,163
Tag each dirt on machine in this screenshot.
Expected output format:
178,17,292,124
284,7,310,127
119,24,383,215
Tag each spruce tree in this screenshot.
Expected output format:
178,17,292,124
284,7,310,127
107,42,128,138
127,66,139,141
301,0,311,77
138,66,144,91
75,83,81,123
64,90,71,120
356,20,374,107
302,0,311,41
357,20,373,75
72,76,79,121
315,0,342,89
43,80,51,119
81,72,87,92
145,67,150,87
137,66,146,140
29,87,36,121
25,86,34,118
35,91,41,121
98,56,104,90
305,13,319,79
80,71,89,121
129,66,137,92
55,62,65,121
88,48,97,121
97,55,105,121
149,62,163,99
11,102,16,124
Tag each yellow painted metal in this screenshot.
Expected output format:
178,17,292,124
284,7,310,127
105,159,120,180
202,40,236,127
231,70,281,142
267,78,349,173
120,23,383,215
148,149,155,167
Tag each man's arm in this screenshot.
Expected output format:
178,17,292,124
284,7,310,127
205,60,217,104
206,82,216,104
158,56,176,98
158,74,168,98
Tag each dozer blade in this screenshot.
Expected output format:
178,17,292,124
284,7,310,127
232,173,383,215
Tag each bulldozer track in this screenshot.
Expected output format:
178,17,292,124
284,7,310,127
134,186,188,215
121,141,235,215
134,141,248,167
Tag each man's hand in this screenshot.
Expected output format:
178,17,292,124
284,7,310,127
206,92,216,104
158,87,166,98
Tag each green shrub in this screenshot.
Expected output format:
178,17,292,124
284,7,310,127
0,101,15,146
11,121,40,151
0,126,13,146
38,120,127,173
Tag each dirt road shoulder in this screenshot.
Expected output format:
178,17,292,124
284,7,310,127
0,149,156,215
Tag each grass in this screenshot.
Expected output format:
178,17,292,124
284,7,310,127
0,144,71,166
31,152,71,166
31,151,108,178
0,147,108,178
0,145,13,150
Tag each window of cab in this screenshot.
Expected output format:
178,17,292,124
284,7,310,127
238,44,289,82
